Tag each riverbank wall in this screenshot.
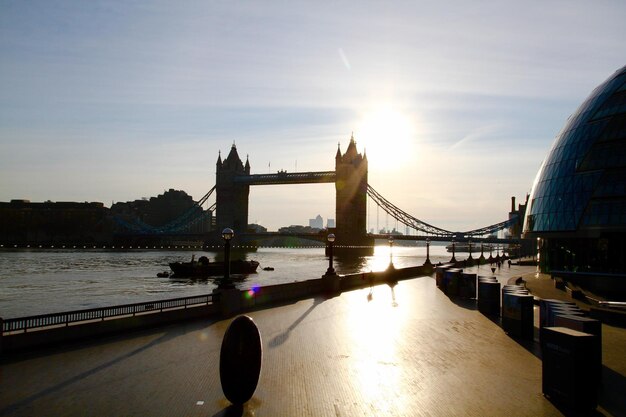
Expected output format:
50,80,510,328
1,264,433,355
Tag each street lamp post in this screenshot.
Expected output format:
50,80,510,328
219,228,235,289
326,233,336,275
479,241,485,264
451,238,457,263
425,237,431,265
388,235,395,268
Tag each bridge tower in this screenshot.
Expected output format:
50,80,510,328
216,144,250,235
335,135,369,246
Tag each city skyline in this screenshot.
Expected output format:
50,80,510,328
1,1,625,231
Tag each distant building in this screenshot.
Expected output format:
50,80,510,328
0,189,212,247
327,218,335,228
278,225,320,234
309,214,323,230
377,228,403,235
111,188,211,234
0,199,112,246
247,223,267,233
508,195,529,239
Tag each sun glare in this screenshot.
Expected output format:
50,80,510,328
355,106,416,170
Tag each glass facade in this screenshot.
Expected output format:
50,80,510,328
524,66,626,275
524,66,626,235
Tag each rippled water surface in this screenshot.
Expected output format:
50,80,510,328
0,244,455,318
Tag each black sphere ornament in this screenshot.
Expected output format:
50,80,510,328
219,315,263,405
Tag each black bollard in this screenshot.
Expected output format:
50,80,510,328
219,315,263,405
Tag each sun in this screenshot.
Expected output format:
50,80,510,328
355,105,416,170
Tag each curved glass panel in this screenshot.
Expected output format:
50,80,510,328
524,66,626,234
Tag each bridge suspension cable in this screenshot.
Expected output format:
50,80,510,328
149,186,215,233
113,186,216,234
366,185,454,236
366,184,518,238
460,216,518,238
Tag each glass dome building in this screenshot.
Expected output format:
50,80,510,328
523,65,626,275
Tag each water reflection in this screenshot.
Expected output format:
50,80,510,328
0,244,454,317
334,255,368,273
334,245,398,274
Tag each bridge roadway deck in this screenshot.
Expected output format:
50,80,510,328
1,266,623,416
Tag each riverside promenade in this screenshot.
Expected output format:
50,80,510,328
1,264,624,417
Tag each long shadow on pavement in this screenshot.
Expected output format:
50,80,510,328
0,319,218,416
269,297,325,348
598,366,626,417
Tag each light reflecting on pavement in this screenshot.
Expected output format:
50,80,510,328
341,285,411,415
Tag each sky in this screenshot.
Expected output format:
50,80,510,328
1,1,625,232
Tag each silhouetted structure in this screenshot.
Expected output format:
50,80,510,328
215,136,373,247
0,189,211,247
111,188,210,234
508,195,528,239
0,200,111,246
215,145,250,234
508,195,533,257
278,225,320,234
2,137,520,249
523,65,626,274
335,135,369,246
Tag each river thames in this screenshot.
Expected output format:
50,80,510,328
0,243,463,318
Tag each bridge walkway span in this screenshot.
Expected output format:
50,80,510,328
234,171,336,186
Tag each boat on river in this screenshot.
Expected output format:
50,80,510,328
446,243,495,253
169,255,259,277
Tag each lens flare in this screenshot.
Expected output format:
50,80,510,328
245,285,260,299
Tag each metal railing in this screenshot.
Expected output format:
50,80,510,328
2,293,217,334
597,301,626,310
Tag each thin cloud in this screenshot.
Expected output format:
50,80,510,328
449,124,502,151
338,48,351,70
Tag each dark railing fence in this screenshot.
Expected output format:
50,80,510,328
2,293,216,334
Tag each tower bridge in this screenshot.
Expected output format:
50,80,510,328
112,134,519,246
216,135,368,246
214,135,518,246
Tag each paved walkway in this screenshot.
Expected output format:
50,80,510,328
1,267,624,416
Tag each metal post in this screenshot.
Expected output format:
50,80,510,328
451,239,457,263
220,228,235,289
327,234,336,275
226,239,231,275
